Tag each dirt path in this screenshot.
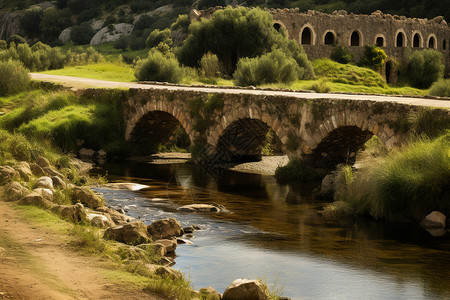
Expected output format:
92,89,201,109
0,200,161,300
30,73,450,109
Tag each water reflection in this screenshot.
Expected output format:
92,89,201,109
97,161,450,299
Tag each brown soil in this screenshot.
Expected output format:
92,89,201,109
0,200,162,300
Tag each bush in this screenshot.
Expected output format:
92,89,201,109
0,60,30,96
330,45,354,64
6,35,27,46
170,14,190,34
309,79,331,93
146,29,173,49
233,49,300,86
134,50,182,83
113,35,128,51
359,46,386,71
401,49,444,89
200,52,221,77
428,78,450,97
0,40,6,50
70,23,95,45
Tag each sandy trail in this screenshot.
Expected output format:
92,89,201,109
0,200,161,300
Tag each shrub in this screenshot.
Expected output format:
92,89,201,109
359,46,386,71
70,23,95,45
401,49,444,89
233,49,299,86
170,14,190,33
330,45,354,64
134,50,182,83
309,79,331,93
113,35,129,51
200,52,221,77
6,35,27,46
0,60,30,96
0,40,6,50
428,78,450,97
146,29,173,49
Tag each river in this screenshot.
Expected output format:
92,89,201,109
92,160,450,300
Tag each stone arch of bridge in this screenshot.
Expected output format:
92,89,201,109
303,112,396,169
125,104,195,148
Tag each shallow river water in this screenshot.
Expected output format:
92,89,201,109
93,161,450,300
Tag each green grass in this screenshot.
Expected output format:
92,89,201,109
41,63,136,82
59,43,148,63
334,132,450,221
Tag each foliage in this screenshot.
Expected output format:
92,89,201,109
146,29,173,49
313,58,387,87
0,60,30,96
20,8,43,39
113,36,129,51
170,14,190,33
233,49,300,86
330,45,354,64
275,158,322,183
0,40,6,50
428,78,450,98
70,23,95,45
134,50,182,83
359,46,387,71
6,35,27,46
40,7,71,43
334,133,450,221
200,52,221,77
309,79,331,93
400,49,444,89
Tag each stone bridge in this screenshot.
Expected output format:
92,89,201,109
121,86,450,169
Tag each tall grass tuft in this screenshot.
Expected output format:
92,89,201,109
334,133,450,221
0,59,30,96
428,78,450,97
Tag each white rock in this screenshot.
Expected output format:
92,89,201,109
90,23,134,45
59,28,71,43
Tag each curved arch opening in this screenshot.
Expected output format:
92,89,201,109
216,118,283,163
128,111,190,154
301,27,312,45
444,39,447,50
428,36,436,49
309,126,374,168
396,32,405,47
376,36,384,47
324,31,335,45
385,60,393,84
350,31,361,46
413,33,421,48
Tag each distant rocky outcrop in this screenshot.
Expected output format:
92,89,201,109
90,23,134,45
0,12,22,40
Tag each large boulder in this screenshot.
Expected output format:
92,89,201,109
90,23,134,45
52,203,86,223
4,182,29,201
95,206,131,224
138,243,167,256
58,28,71,43
178,204,220,213
104,221,151,245
155,266,183,279
0,166,19,185
320,174,335,198
30,163,45,176
72,187,104,209
33,188,53,201
199,287,221,300
13,161,32,181
35,176,54,190
78,148,96,159
43,167,64,178
421,211,446,229
222,279,270,300
51,176,66,188
36,156,50,168
18,192,56,210
87,213,115,228
147,218,183,240
154,239,177,253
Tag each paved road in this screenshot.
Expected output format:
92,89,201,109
31,73,450,109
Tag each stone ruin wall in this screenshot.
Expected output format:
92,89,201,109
191,7,450,78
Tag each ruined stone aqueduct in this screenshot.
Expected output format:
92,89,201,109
192,7,450,81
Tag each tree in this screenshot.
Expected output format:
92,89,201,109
40,8,71,43
146,29,173,49
113,35,128,51
20,8,43,39
176,7,308,76
359,46,387,71
70,23,94,45
401,49,444,89
134,50,182,83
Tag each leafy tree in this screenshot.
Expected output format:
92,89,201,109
200,52,221,77
70,23,95,45
359,46,387,71
113,35,129,51
401,49,444,89
134,50,182,83
40,8,71,43
146,29,173,48
170,14,190,33
330,45,354,64
20,8,43,39
176,7,293,75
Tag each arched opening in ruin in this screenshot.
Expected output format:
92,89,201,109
428,36,436,49
350,31,361,46
413,33,422,48
444,39,447,50
301,27,313,45
396,32,405,47
385,60,393,84
376,37,384,47
324,31,335,45
309,126,374,169
273,23,281,31
215,118,283,163
128,111,191,155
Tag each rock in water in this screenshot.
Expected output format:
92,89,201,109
421,211,446,229
147,218,183,240
222,278,270,300
104,221,151,245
